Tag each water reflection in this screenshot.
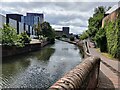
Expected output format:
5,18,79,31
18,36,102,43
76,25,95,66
33,48,55,61
2,40,83,89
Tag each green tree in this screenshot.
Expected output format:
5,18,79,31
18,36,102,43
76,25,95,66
62,34,67,38
95,27,107,52
80,6,106,40
41,21,55,43
33,21,42,37
1,24,18,46
1,24,31,47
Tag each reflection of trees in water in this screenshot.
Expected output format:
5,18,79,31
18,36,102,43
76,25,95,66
2,54,31,78
35,48,55,61
2,59,30,87
78,47,84,58
2,47,55,81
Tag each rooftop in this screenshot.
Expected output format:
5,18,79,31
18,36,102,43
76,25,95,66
105,3,120,14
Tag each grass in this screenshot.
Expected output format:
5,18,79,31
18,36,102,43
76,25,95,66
96,48,114,59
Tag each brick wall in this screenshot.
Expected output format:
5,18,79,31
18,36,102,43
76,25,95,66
102,7,120,28
49,56,100,90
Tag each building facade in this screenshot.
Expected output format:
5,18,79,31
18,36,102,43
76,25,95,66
62,27,69,36
27,13,44,23
6,14,23,23
55,31,63,37
0,14,6,29
21,13,44,27
102,4,120,28
6,14,23,34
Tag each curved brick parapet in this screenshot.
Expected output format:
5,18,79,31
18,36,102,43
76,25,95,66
49,56,100,90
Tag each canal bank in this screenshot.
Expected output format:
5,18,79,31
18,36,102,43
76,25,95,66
2,40,50,57
57,38,88,58
1,40,83,89
49,39,101,90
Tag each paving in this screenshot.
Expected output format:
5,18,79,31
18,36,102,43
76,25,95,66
30,39,42,44
88,42,120,89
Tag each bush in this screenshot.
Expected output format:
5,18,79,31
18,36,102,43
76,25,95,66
95,27,107,52
19,32,31,44
70,37,74,41
1,24,17,46
56,36,61,39
1,24,24,47
80,31,89,40
62,34,67,38
47,37,55,44
105,20,120,58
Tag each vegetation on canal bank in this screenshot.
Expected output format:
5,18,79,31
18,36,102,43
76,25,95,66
0,21,55,48
80,6,120,60
41,21,55,43
0,24,31,47
33,21,55,44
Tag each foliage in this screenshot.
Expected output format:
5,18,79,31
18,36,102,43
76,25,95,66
19,32,31,44
56,36,61,39
75,35,79,39
1,24,23,47
80,31,89,40
33,21,42,37
1,24,31,47
41,21,55,43
1,24,17,46
41,22,55,38
47,37,55,44
70,37,74,41
80,6,106,40
94,27,107,52
62,34,67,38
105,18,120,59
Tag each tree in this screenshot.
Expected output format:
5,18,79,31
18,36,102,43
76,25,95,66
94,27,107,52
1,24,18,46
33,21,42,37
1,24,31,47
41,21,55,43
88,6,105,37
62,34,67,38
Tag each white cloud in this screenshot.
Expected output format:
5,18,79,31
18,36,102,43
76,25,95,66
0,0,119,2
0,1,118,34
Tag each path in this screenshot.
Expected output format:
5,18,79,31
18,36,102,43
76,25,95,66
88,41,120,89
30,39,41,44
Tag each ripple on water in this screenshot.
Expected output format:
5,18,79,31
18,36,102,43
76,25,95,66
2,40,83,88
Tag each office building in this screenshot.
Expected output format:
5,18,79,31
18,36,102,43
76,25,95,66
21,13,44,27
62,27,69,36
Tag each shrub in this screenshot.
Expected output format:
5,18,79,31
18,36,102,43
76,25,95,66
1,24,24,47
62,34,67,38
19,32,31,44
70,37,74,41
95,27,107,52
56,36,61,39
47,37,55,44
105,20,120,58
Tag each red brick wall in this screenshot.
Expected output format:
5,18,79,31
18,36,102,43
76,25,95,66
102,7,120,28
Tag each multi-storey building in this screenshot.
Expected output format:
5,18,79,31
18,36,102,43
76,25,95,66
21,13,44,27
62,27,69,36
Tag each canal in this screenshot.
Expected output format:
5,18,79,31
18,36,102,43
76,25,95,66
1,40,83,89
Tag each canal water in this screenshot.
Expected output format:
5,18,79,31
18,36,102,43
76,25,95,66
1,40,83,89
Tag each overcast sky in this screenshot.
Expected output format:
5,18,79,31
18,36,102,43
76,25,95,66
0,0,119,34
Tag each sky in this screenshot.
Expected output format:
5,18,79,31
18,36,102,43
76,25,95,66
0,0,119,34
